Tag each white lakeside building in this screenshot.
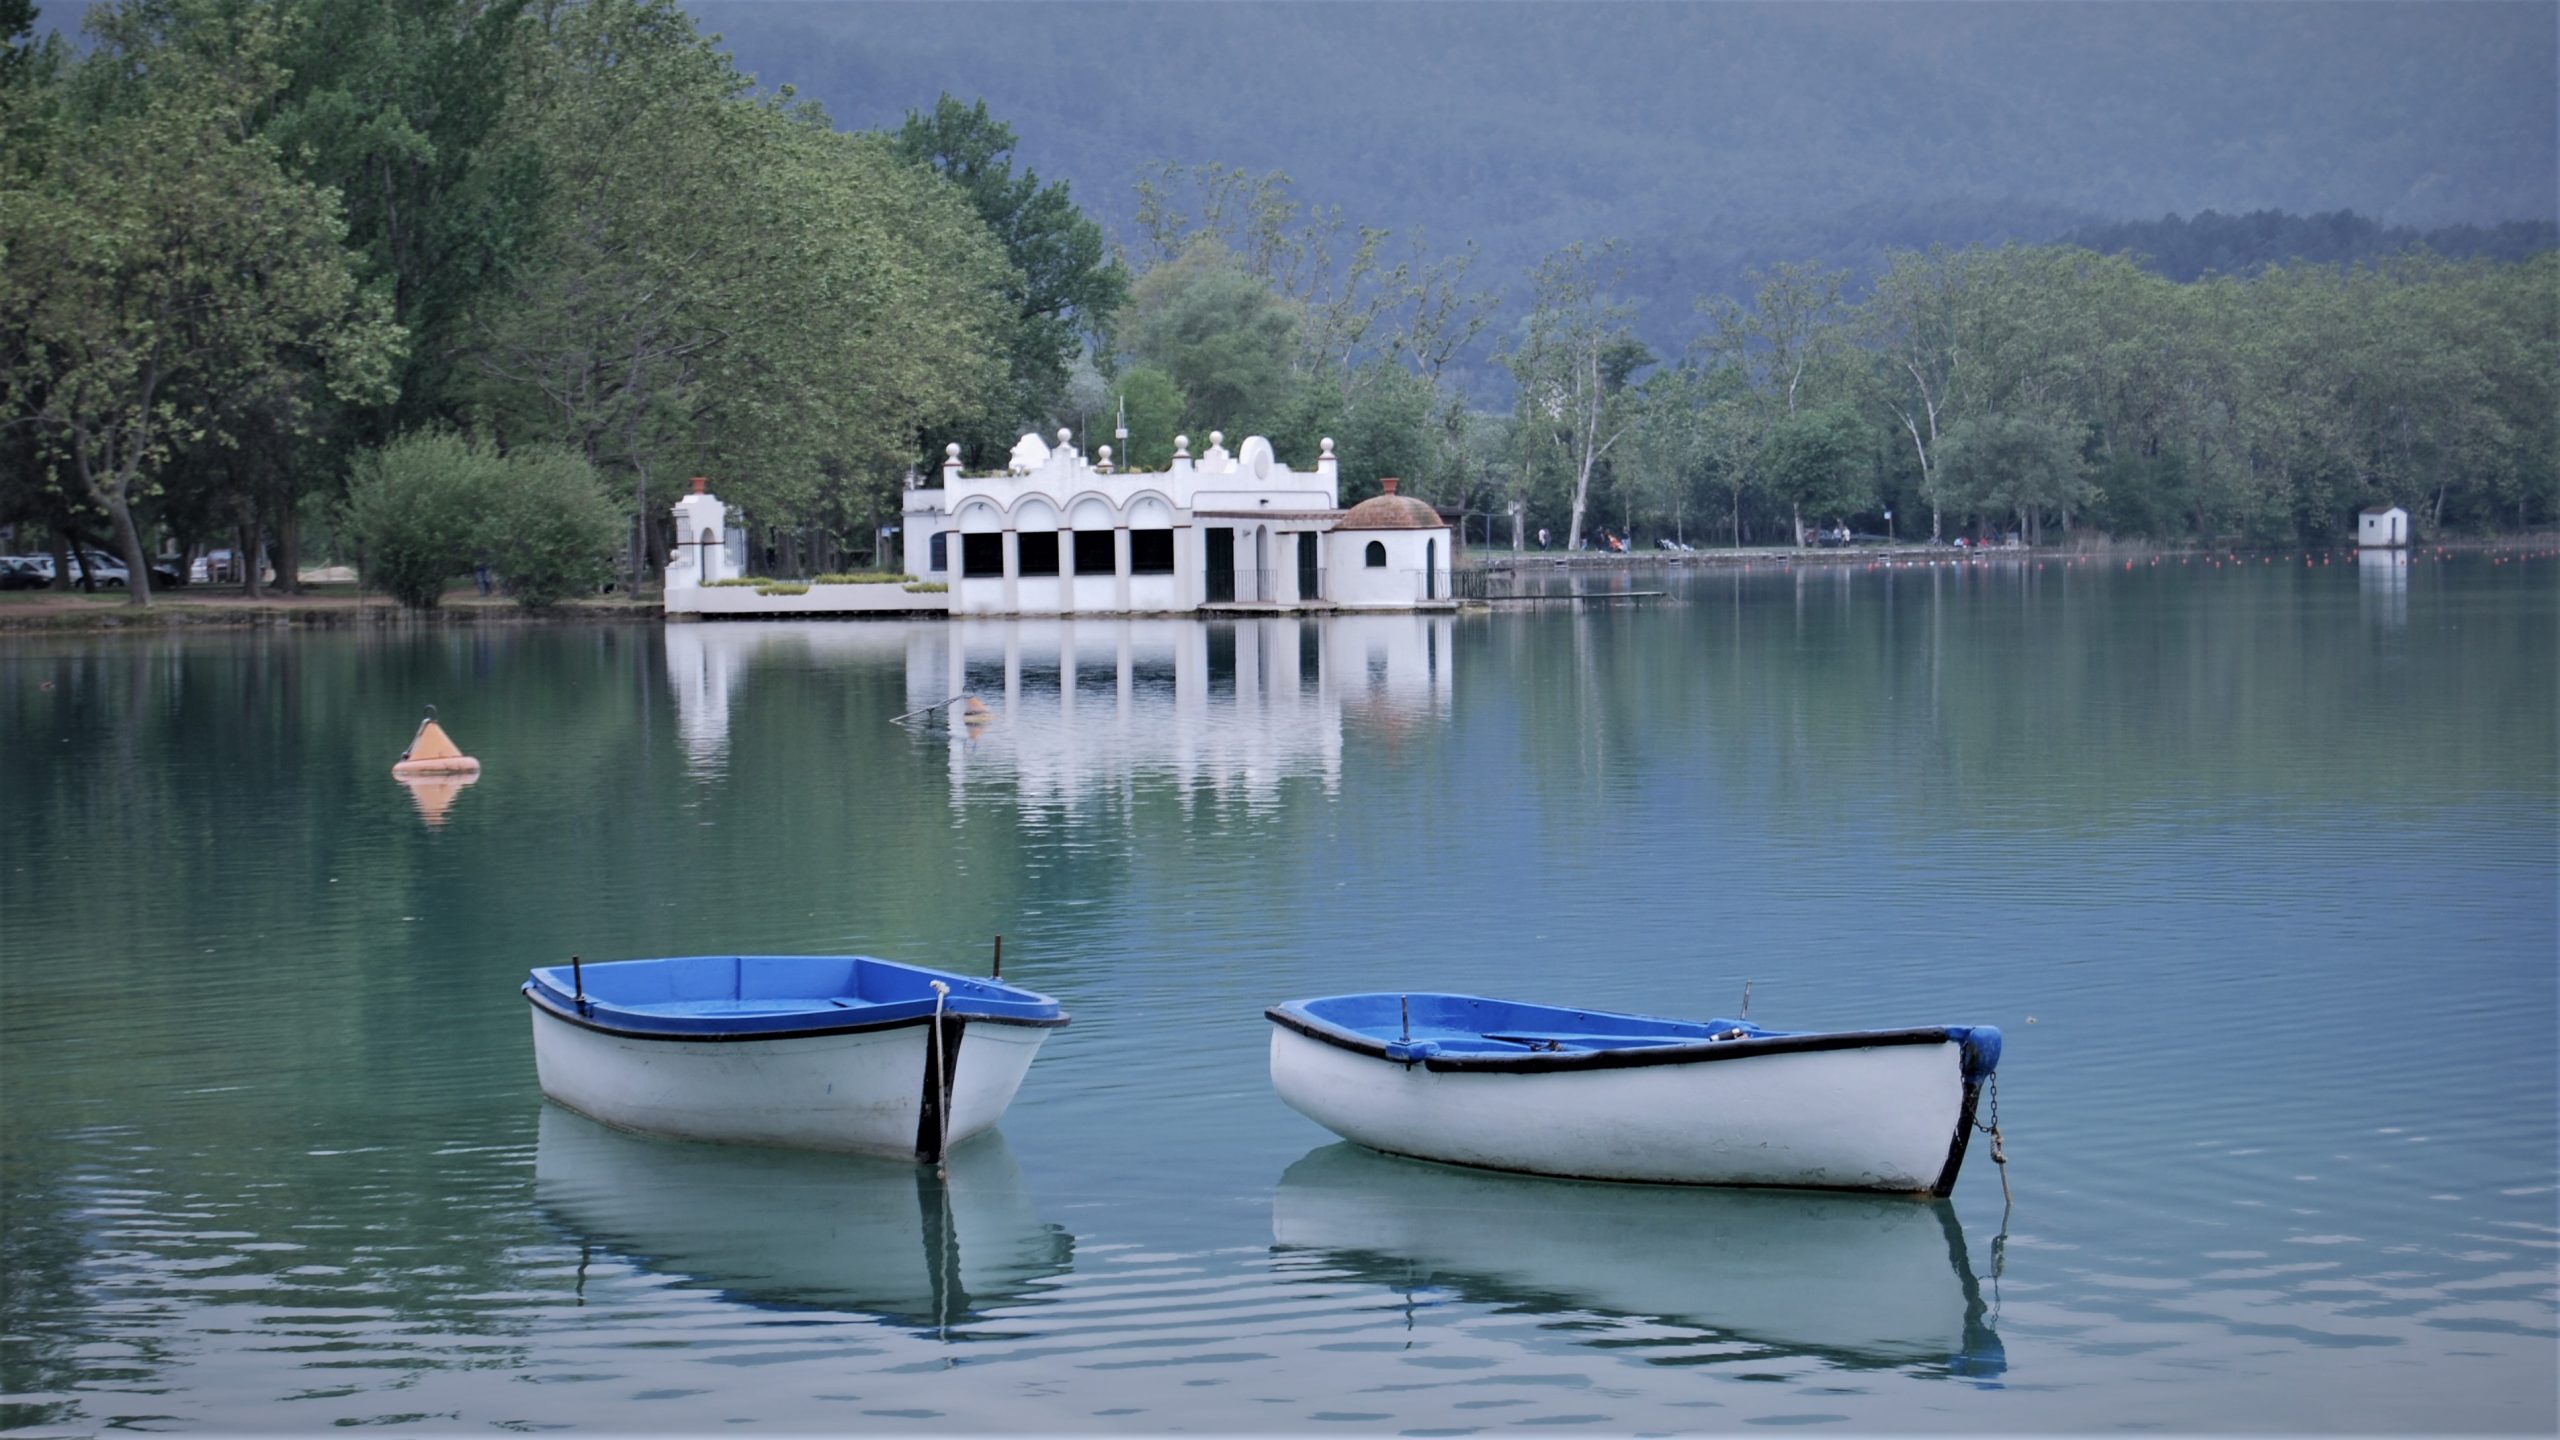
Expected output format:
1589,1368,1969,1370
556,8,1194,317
899,430,1455,616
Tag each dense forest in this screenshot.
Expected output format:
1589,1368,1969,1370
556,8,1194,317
1,0,2552,609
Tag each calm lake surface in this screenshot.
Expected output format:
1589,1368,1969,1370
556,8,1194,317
3,550,2553,1435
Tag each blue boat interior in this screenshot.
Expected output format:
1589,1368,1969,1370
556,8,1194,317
1280,993,1999,1077
525,955,1065,1035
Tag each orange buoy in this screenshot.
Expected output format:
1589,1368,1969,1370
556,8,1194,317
393,706,480,778
961,695,993,724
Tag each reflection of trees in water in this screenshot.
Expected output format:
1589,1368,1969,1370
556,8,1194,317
1484,561,2544,831
0,1165,96,1431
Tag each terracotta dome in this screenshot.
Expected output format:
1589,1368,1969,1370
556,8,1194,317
1334,477,1443,531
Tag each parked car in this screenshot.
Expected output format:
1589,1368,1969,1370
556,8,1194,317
191,548,269,584
0,557,49,590
73,551,130,587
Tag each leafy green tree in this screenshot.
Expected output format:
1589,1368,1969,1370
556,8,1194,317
1860,248,1974,542
266,0,539,441
1932,411,2096,543
467,0,1008,577
1505,241,1651,551
1118,237,1302,437
1760,403,1876,544
1112,366,1186,471
0,2,401,606
892,94,1127,463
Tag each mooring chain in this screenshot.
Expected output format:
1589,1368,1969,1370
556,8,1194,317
1976,1073,2012,1208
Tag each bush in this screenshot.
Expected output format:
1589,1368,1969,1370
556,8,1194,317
813,571,913,585
343,434,489,609
485,446,623,609
756,582,810,596
705,576,765,586
903,580,949,593
343,434,624,610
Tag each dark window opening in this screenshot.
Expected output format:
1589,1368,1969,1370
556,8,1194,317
1018,530,1060,577
1205,526,1235,603
928,532,947,573
960,532,1003,578
1364,539,1387,568
1129,528,1174,574
1073,529,1116,575
1299,624,1320,691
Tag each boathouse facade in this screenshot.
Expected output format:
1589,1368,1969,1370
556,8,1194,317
899,431,1452,615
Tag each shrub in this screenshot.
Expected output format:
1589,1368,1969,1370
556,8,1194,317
756,582,810,596
813,571,913,585
343,433,490,609
344,434,624,610
903,580,949,593
705,576,765,586
484,445,623,609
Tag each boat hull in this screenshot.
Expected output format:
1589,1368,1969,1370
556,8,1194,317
1268,1022,1980,1193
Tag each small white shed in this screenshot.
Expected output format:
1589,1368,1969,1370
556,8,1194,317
2358,505,2409,548
1326,478,1452,609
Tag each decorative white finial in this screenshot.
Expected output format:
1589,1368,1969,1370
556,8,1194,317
945,442,961,460
1174,434,1190,458
1098,445,1112,466
1320,437,1335,458
1057,427,1072,448
1209,430,1224,449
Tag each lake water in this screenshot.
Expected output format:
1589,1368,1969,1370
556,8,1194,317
3,550,2553,1435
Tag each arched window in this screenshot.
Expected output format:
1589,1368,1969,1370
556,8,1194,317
1364,540,1387,568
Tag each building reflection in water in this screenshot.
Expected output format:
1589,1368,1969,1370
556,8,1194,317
662,621,918,778
919,615,1453,807
663,614,1455,802
2357,548,2408,629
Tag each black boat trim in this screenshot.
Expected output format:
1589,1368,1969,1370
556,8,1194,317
1265,1008,1957,1075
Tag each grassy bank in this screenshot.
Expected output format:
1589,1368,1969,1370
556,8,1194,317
0,582,658,633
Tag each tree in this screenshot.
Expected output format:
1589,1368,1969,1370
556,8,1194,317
1861,248,1973,541
1759,403,1875,544
0,3,400,606
1113,366,1186,471
467,0,1008,578
1117,237,1302,437
892,94,1127,463
1504,242,1650,551
1932,411,2095,544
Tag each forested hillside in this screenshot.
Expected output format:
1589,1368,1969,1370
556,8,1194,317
694,1,2557,324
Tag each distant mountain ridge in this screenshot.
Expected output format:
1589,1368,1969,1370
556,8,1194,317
690,0,2554,360
2058,210,2558,282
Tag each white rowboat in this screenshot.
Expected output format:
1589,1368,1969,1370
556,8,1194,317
1267,992,2001,1195
526,954,1068,1161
